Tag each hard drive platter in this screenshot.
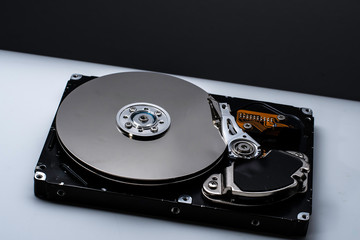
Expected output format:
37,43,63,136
55,72,226,184
34,72,314,236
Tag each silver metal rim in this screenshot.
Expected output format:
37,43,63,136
116,102,171,139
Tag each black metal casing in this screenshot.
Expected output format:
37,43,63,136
34,75,314,237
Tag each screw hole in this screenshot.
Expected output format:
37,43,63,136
39,165,46,170
35,174,42,179
212,177,218,180
301,168,309,173
251,219,260,227
57,189,65,197
171,207,180,215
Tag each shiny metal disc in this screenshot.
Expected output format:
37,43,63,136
56,72,226,184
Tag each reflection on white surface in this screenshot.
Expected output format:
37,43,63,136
1,50,359,240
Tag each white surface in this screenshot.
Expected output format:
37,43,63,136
1,50,359,240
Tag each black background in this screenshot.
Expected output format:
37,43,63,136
1,0,359,101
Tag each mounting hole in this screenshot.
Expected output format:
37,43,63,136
212,177,218,181
251,219,260,227
57,189,66,197
178,195,192,204
297,212,310,221
71,74,82,80
301,108,313,116
301,168,309,173
39,165,46,170
171,207,180,215
34,171,46,181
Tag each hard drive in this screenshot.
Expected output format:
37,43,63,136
34,72,314,236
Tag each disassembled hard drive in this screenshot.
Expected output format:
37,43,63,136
34,72,314,236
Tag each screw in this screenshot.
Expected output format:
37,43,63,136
129,107,137,112
208,181,218,189
155,111,162,117
277,115,285,121
151,126,158,133
237,143,251,153
138,127,143,132
139,115,149,123
125,122,132,128
243,123,252,129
